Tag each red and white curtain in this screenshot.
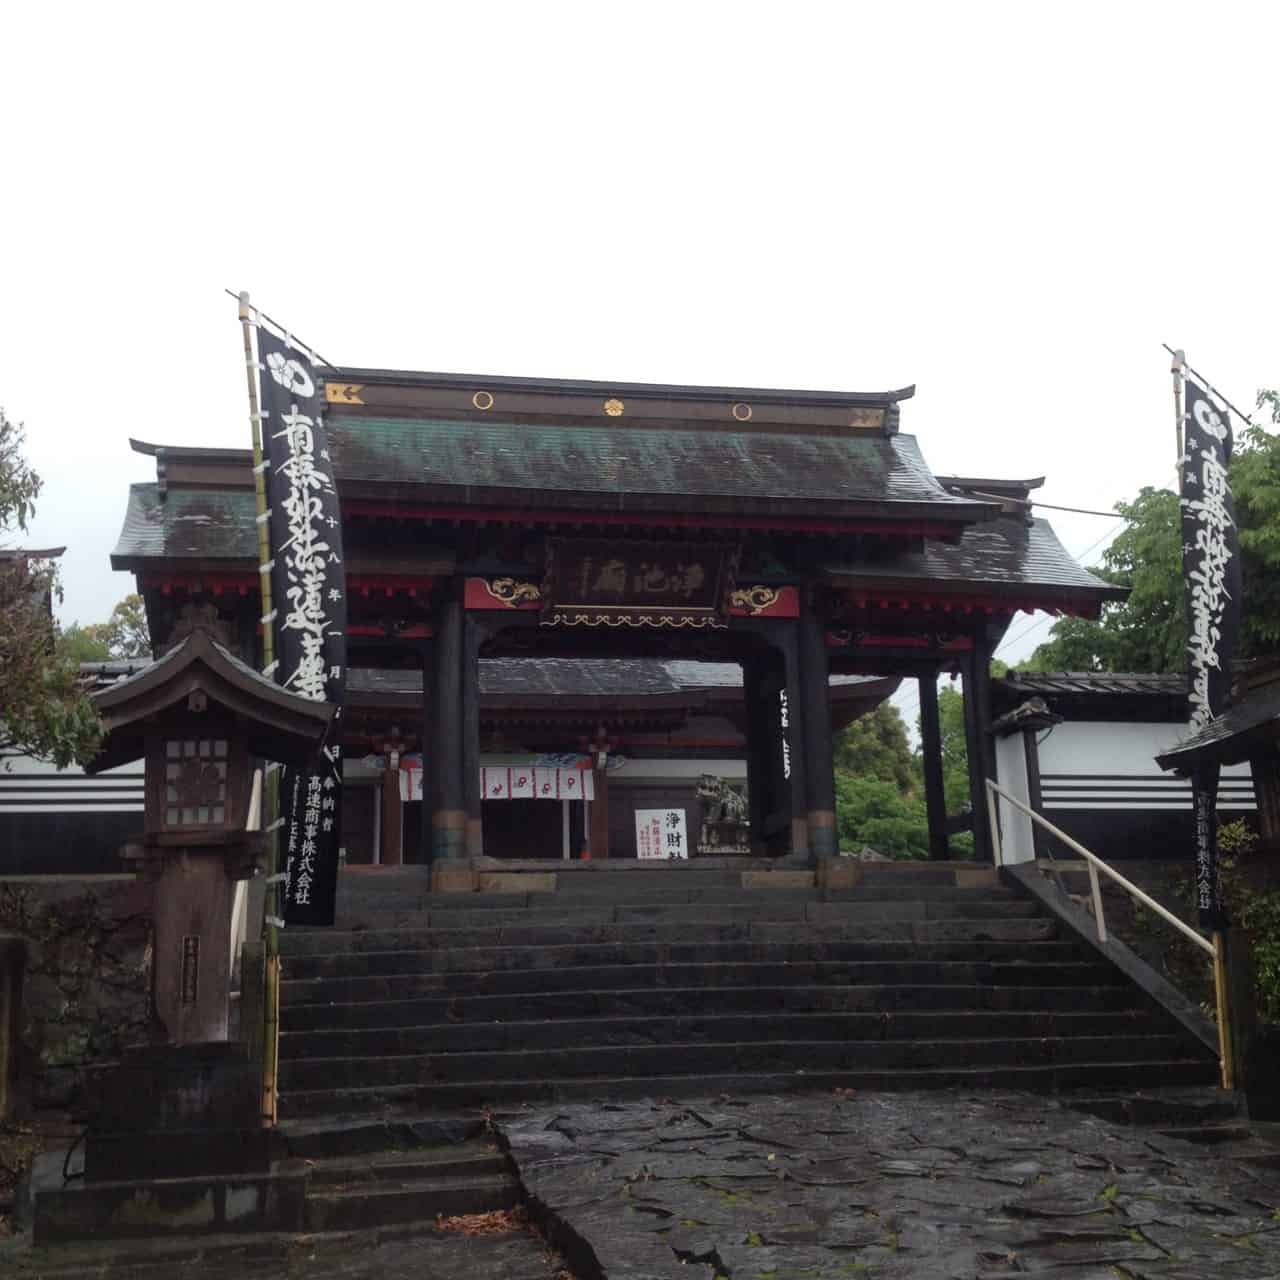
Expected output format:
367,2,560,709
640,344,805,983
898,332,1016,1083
400,763,593,802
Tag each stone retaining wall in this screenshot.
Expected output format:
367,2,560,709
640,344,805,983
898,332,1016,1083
0,877,151,1112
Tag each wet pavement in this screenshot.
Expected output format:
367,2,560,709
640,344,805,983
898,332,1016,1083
8,1089,1280,1278
502,1090,1280,1279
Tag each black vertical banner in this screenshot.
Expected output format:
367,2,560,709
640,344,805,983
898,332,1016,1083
1180,379,1240,928
258,326,346,927
1181,380,1242,728
1191,763,1225,930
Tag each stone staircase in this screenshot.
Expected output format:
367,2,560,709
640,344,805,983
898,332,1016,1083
275,860,1219,1119
278,1113,519,1233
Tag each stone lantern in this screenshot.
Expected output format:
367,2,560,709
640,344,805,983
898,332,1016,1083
30,626,337,1224
87,626,333,1044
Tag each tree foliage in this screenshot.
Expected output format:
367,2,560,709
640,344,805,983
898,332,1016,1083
0,409,101,767
1024,402,1280,673
57,594,151,662
833,687,974,859
833,702,913,792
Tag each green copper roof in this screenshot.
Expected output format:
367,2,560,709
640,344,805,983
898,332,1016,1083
327,416,989,521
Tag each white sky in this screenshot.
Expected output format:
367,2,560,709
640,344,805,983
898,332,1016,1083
3,2,1276,703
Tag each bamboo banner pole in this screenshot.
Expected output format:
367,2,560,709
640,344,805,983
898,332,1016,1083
238,291,282,1126
1212,934,1234,1090
1171,347,1186,490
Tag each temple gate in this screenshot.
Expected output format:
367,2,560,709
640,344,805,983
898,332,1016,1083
111,373,1122,866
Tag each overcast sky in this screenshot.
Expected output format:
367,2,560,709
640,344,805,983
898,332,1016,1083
3,3,1276,693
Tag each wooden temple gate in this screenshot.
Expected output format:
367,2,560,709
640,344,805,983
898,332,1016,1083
111,374,1123,865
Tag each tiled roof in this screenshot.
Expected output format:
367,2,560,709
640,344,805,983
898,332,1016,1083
111,484,257,566
824,515,1127,605
1156,683,1280,772
998,672,1188,698
349,660,883,700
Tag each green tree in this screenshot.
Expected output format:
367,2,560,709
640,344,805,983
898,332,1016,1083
833,688,977,858
56,623,112,664
1024,402,1280,674
68,593,151,660
1021,488,1184,673
1233,393,1280,655
834,773,929,859
933,683,973,818
833,702,913,792
0,409,101,767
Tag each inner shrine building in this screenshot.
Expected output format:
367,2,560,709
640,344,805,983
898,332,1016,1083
110,369,1122,865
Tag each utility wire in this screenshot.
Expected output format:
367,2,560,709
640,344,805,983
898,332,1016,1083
223,288,335,368
1161,344,1253,428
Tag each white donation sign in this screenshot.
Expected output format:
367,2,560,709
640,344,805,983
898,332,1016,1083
635,808,688,860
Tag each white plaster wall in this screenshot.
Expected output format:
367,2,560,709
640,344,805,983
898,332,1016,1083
1036,721,1254,811
994,735,1035,864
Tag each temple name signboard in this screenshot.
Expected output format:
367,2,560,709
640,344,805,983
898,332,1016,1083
636,808,688,860
544,539,737,628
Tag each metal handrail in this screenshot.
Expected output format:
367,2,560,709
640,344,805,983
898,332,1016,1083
985,778,1232,1090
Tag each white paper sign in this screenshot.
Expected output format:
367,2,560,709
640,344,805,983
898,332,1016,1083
635,808,688,860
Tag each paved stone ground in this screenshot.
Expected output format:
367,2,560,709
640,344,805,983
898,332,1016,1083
501,1091,1280,1279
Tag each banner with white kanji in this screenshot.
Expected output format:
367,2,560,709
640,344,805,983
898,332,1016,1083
258,325,346,927
1179,377,1241,930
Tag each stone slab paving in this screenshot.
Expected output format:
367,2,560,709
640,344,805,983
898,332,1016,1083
500,1090,1280,1279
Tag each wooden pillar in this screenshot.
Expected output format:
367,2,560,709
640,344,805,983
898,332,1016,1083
1022,727,1045,859
799,609,836,859
380,749,403,867
589,745,610,859
963,635,997,862
778,625,809,857
432,598,466,861
918,670,949,860
462,616,483,857
419,643,433,867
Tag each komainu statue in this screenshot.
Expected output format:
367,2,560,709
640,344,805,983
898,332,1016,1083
696,774,749,853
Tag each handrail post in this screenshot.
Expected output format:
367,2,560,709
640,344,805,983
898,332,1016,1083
985,782,1003,868
1087,861,1107,944
1212,932,1234,1090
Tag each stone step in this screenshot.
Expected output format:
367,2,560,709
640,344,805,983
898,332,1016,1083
1062,1089,1243,1129
279,1009,1173,1060
282,956,1118,1006
281,911,1053,958
304,1171,520,1232
277,1058,1220,1118
277,1113,485,1160
306,1142,508,1186
280,981,1148,1031
325,895,1045,932
278,1033,1197,1092
282,919,1061,978
284,933,1088,967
